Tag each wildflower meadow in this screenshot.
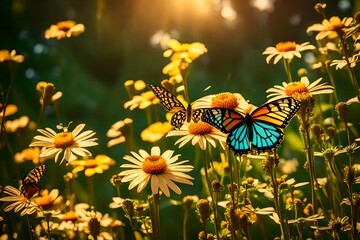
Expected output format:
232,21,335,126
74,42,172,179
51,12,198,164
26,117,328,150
1,1,360,239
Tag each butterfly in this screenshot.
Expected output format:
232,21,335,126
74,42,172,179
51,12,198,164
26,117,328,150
201,97,301,155
20,164,47,197
148,84,206,129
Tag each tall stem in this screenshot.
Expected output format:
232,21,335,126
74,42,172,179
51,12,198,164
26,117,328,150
283,58,293,83
149,193,161,240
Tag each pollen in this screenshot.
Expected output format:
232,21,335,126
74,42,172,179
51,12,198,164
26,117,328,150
188,121,213,135
275,41,297,52
211,93,238,109
284,82,309,96
142,155,168,175
53,132,75,149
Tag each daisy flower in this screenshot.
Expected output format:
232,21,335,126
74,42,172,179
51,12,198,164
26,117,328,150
45,20,85,40
166,121,227,150
0,185,39,216
29,122,98,164
307,16,353,40
34,189,63,211
141,121,174,143
119,146,194,197
266,76,334,101
192,92,249,112
107,118,133,147
262,41,315,64
70,154,116,177
0,49,24,63
124,90,159,110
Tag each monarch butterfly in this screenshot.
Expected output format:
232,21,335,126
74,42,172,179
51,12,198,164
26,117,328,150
20,164,47,197
201,97,300,155
148,84,206,129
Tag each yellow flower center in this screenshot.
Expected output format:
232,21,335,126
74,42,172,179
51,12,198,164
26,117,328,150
284,82,309,96
142,155,168,175
62,211,78,222
211,93,238,109
188,121,213,135
53,132,75,149
275,41,296,52
57,21,75,32
34,195,55,210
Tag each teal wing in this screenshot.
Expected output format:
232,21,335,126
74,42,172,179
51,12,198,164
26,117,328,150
202,108,252,154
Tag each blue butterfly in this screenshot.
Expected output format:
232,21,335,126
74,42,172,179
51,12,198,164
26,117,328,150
201,97,300,155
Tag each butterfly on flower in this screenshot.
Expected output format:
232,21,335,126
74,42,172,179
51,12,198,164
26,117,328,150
148,84,206,129
201,97,300,155
20,164,47,197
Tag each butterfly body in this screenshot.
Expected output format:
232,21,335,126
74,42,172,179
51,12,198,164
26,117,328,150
148,84,205,129
202,97,300,155
20,164,47,198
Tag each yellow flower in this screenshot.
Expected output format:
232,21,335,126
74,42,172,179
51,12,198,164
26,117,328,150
29,123,98,164
14,147,45,164
307,16,353,40
0,104,18,117
0,186,39,216
107,118,133,147
141,122,173,143
70,155,115,177
0,50,24,63
34,189,63,211
192,92,248,112
36,81,62,107
124,90,159,110
5,115,30,133
119,146,194,197
167,121,227,150
266,76,334,101
262,41,315,64
162,39,207,83
45,20,85,40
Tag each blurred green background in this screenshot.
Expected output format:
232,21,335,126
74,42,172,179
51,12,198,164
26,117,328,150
1,0,359,239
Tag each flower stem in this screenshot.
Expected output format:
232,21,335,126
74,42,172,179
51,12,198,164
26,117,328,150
149,193,161,240
283,58,293,83
45,212,51,240
182,207,189,240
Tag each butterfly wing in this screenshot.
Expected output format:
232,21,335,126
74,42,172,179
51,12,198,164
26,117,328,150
192,108,207,123
20,164,47,195
202,108,252,154
148,84,185,112
171,110,187,129
249,97,300,152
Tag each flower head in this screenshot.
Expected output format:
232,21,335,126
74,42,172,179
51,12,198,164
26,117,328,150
119,146,194,197
45,20,85,40
29,122,98,164
34,189,63,211
36,81,62,108
266,76,333,102
124,91,159,110
0,50,24,63
193,92,248,112
307,16,353,40
70,155,116,177
0,186,39,216
141,121,173,143
166,121,227,150
106,118,133,147
262,41,315,64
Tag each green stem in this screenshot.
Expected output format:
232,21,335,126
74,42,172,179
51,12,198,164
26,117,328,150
180,67,190,104
183,208,189,240
201,149,220,239
270,159,288,240
149,194,161,240
46,213,51,240
26,215,34,240
283,58,293,83
226,150,236,205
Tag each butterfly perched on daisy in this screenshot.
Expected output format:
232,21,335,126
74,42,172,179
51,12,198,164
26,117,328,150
148,84,206,129
201,97,300,155
20,164,47,197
